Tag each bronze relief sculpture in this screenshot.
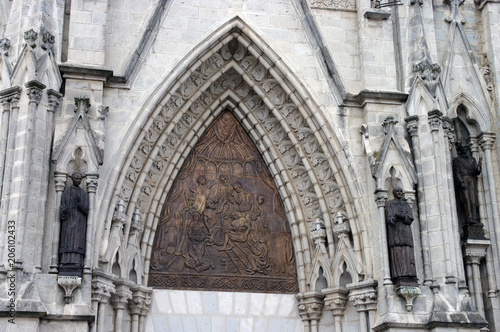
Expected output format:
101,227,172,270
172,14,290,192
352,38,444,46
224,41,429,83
149,111,297,293
385,187,418,286
59,172,89,277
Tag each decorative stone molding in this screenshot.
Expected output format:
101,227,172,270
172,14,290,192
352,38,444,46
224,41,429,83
428,110,443,132
24,29,38,48
0,38,10,56
309,0,356,11
297,291,325,321
47,89,63,112
98,105,109,120
444,0,466,24
478,132,495,151
375,190,388,208
397,285,421,311
442,116,456,148
75,97,91,113
25,80,46,105
91,279,115,304
480,55,494,94
86,173,99,194
57,276,82,304
41,30,55,51
463,239,490,265
348,279,378,312
323,287,348,316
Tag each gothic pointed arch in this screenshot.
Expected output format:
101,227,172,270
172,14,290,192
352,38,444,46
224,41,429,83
95,16,370,294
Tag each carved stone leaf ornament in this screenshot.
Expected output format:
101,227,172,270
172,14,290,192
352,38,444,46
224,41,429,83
149,111,298,293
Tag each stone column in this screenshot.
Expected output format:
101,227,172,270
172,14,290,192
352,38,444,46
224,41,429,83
348,280,378,332
428,110,456,282
0,88,21,272
405,115,433,285
463,240,489,316
49,172,68,273
91,279,115,332
477,132,500,320
0,95,11,196
442,117,465,278
375,190,391,285
111,281,132,332
297,291,324,332
85,173,99,274
323,287,348,332
15,80,45,269
129,285,152,332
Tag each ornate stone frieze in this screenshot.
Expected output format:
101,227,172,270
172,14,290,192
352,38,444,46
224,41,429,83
309,0,356,10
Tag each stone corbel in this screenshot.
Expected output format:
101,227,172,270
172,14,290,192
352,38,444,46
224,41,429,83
397,285,421,311
57,275,82,304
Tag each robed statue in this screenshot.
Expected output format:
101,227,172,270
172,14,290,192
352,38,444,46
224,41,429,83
59,172,89,277
453,142,482,229
385,187,418,285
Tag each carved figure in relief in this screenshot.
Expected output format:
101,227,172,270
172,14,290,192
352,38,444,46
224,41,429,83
185,212,214,272
174,195,198,257
59,172,89,277
385,187,418,285
228,182,253,218
453,142,482,227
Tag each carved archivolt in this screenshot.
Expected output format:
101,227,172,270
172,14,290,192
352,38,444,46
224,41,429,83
101,22,363,292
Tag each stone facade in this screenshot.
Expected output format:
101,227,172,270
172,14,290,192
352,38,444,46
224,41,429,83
0,0,499,331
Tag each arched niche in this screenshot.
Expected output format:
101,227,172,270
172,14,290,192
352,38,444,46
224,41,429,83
95,17,369,293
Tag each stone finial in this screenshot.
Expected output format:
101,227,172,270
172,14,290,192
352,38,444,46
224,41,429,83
41,31,55,50
24,29,38,48
98,105,109,120
112,199,127,226
310,218,326,244
130,208,144,233
75,97,91,113
444,0,466,24
0,38,10,56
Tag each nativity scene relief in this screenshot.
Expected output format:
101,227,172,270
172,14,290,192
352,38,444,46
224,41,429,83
149,111,297,293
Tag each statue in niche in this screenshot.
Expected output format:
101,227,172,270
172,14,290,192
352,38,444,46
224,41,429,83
149,111,297,293
453,142,483,238
59,172,89,277
385,187,418,285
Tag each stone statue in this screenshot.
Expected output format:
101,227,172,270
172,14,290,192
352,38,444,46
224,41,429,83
385,187,418,285
59,172,89,277
453,142,482,229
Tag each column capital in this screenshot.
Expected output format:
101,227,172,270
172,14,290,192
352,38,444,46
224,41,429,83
463,239,489,265
111,287,132,310
47,89,63,113
375,190,388,208
323,287,349,316
347,279,378,312
296,291,324,321
441,116,456,148
0,86,23,110
478,132,496,151
128,285,153,316
427,110,443,132
54,171,67,192
91,279,115,304
86,173,99,194
404,115,419,138
25,80,46,105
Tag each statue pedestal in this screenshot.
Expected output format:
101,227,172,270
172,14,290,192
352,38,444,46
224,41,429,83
57,275,82,304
